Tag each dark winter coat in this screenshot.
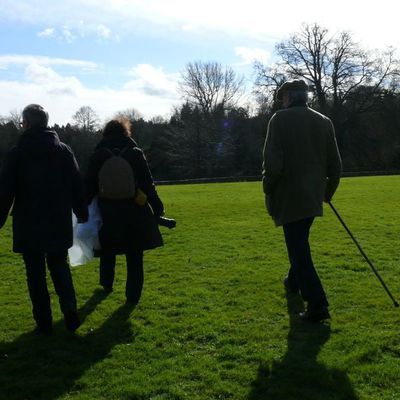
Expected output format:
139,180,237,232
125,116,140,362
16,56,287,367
86,133,164,253
262,104,342,226
0,127,88,253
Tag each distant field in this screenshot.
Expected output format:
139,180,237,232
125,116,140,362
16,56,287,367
0,176,399,400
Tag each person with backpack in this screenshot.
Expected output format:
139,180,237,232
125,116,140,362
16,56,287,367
86,118,164,305
0,104,88,334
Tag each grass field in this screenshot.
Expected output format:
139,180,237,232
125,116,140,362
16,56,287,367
0,176,400,400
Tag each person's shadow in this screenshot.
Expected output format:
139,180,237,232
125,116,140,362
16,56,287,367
0,290,137,400
248,294,359,400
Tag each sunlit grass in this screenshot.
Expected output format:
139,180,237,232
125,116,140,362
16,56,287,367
0,176,399,399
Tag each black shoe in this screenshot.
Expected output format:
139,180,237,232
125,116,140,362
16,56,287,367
64,311,81,332
35,325,53,336
102,285,113,293
299,309,330,322
125,298,138,306
283,277,299,294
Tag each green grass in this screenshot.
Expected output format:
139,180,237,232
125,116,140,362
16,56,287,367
1,176,400,400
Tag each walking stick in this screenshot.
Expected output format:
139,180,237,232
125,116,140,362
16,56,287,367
328,202,399,308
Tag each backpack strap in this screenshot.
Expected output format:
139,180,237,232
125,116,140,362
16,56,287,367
101,147,115,157
100,146,135,163
119,146,134,157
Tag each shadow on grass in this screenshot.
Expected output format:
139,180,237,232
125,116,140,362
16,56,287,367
248,294,359,400
0,289,137,400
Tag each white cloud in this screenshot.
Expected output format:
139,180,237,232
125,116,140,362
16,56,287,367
125,64,179,98
0,55,179,123
24,64,83,96
75,21,114,40
0,80,180,125
235,47,270,65
94,24,112,39
25,63,61,84
40,23,114,42
0,62,180,125
61,26,76,43
37,23,114,42
2,0,399,49
0,54,98,70
37,27,55,38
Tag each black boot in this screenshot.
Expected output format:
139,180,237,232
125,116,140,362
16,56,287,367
64,311,81,332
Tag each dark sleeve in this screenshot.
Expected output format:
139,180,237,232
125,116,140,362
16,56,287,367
325,120,342,202
262,114,284,195
65,147,88,222
134,149,164,216
0,148,18,229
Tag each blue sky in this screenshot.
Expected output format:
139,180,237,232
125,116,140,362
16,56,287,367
0,0,398,125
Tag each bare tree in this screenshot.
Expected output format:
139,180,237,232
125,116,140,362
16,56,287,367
253,64,288,113
179,61,244,115
114,108,143,122
72,106,100,133
329,34,399,114
277,24,331,111
0,109,23,129
254,23,400,116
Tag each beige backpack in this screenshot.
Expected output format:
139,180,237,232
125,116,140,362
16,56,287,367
98,147,136,199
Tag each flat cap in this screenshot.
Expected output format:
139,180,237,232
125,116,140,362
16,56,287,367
276,79,308,100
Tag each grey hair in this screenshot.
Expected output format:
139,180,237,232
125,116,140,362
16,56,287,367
22,104,49,128
286,90,308,105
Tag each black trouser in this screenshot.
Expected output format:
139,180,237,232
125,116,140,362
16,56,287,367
22,250,77,328
99,250,144,304
283,217,329,310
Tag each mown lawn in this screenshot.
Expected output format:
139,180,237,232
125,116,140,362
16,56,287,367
0,176,400,400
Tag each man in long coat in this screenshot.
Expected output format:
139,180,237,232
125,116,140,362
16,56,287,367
0,104,88,334
263,80,342,322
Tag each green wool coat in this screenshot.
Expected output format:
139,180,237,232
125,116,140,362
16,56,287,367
262,105,342,226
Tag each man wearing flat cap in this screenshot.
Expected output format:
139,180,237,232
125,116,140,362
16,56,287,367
262,79,342,322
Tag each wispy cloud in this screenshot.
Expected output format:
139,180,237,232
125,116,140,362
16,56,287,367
235,47,270,65
76,22,115,41
37,27,55,38
0,55,98,70
61,26,76,43
37,23,115,42
90,24,112,40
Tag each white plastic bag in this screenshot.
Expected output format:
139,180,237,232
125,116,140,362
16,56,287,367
68,197,102,266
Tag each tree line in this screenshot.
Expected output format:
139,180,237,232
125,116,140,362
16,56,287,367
1,23,400,180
